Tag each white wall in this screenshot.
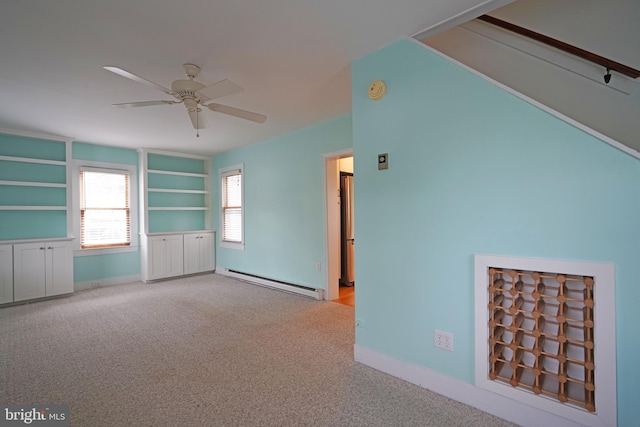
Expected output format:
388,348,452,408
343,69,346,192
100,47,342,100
339,156,353,173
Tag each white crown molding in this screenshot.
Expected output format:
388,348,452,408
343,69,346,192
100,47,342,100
0,127,74,143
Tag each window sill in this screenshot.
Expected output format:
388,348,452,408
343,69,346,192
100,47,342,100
220,241,244,250
74,245,139,257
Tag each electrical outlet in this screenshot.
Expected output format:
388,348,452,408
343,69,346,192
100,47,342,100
434,329,453,351
316,262,321,271
91,280,102,288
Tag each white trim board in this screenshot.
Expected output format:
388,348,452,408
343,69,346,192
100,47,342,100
0,127,74,143
409,38,640,161
411,0,515,41
354,344,585,427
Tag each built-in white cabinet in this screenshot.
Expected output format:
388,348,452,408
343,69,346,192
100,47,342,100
12,240,73,302
141,231,215,282
0,244,13,304
138,149,216,283
144,234,184,281
183,232,215,275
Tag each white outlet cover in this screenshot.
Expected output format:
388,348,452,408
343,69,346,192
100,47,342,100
434,329,453,351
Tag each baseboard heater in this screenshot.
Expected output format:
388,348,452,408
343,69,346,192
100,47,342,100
217,268,324,300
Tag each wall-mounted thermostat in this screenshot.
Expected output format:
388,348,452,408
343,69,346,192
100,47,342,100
378,153,388,170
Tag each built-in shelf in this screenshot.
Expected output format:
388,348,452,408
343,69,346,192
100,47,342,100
0,135,71,225
0,180,67,188
147,169,208,178
147,188,208,194
0,155,66,166
148,207,208,211
139,148,213,234
1,206,67,211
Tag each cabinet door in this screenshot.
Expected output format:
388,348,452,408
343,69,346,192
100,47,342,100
183,234,201,275
13,243,46,301
183,233,215,274
164,235,184,277
45,241,73,297
0,244,13,304
148,236,168,280
148,235,183,280
199,233,215,272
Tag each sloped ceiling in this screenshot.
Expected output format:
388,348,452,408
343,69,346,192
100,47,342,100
0,0,512,155
424,0,640,153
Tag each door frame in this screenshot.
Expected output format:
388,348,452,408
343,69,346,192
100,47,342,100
323,148,353,301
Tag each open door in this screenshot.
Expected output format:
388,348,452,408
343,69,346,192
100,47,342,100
324,152,355,306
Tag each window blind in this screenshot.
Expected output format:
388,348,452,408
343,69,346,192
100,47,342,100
80,170,131,248
222,173,242,242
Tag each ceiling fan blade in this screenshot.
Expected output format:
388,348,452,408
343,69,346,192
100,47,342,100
103,66,172,95
187,108,209,129
112,100,176,108
206,103,267,123
197,79,243,101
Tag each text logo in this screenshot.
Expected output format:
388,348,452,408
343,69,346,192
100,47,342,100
1,405,69,427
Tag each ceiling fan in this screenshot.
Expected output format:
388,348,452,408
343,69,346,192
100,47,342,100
104,63,266,135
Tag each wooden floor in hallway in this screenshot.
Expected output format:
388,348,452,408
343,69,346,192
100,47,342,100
334,285,354,307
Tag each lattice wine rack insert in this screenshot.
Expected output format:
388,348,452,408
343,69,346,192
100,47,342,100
487,268,595,412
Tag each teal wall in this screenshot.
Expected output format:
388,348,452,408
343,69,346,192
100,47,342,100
213,114,352,290
72,142,140,283
352,39,640,426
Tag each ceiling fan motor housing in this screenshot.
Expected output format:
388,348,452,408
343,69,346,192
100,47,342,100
171,79,206,101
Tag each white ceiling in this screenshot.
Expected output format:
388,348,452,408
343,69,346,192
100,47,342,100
0,0,510,155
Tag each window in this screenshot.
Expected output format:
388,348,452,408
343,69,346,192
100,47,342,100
72,161,138,255
80,170,130,248
219,164,243,249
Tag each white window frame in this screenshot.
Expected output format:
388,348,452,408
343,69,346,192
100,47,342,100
219,163,244,250
72,160,138,256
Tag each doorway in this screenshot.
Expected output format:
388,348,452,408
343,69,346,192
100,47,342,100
324,152,355,307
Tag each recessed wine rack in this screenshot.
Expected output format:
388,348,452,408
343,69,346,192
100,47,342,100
488,268,595,412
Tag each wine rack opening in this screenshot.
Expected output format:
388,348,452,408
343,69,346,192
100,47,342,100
474,255,616,427
488,268,595,412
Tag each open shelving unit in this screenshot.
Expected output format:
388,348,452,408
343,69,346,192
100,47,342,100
138,148,215,282
0,131,72,240
139,148,212,233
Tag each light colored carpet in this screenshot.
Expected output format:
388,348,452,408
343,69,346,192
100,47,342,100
0,274,517,427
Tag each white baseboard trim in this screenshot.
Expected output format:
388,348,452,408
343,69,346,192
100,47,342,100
74,274,140,292
354,344,584,427
217,268,324,300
